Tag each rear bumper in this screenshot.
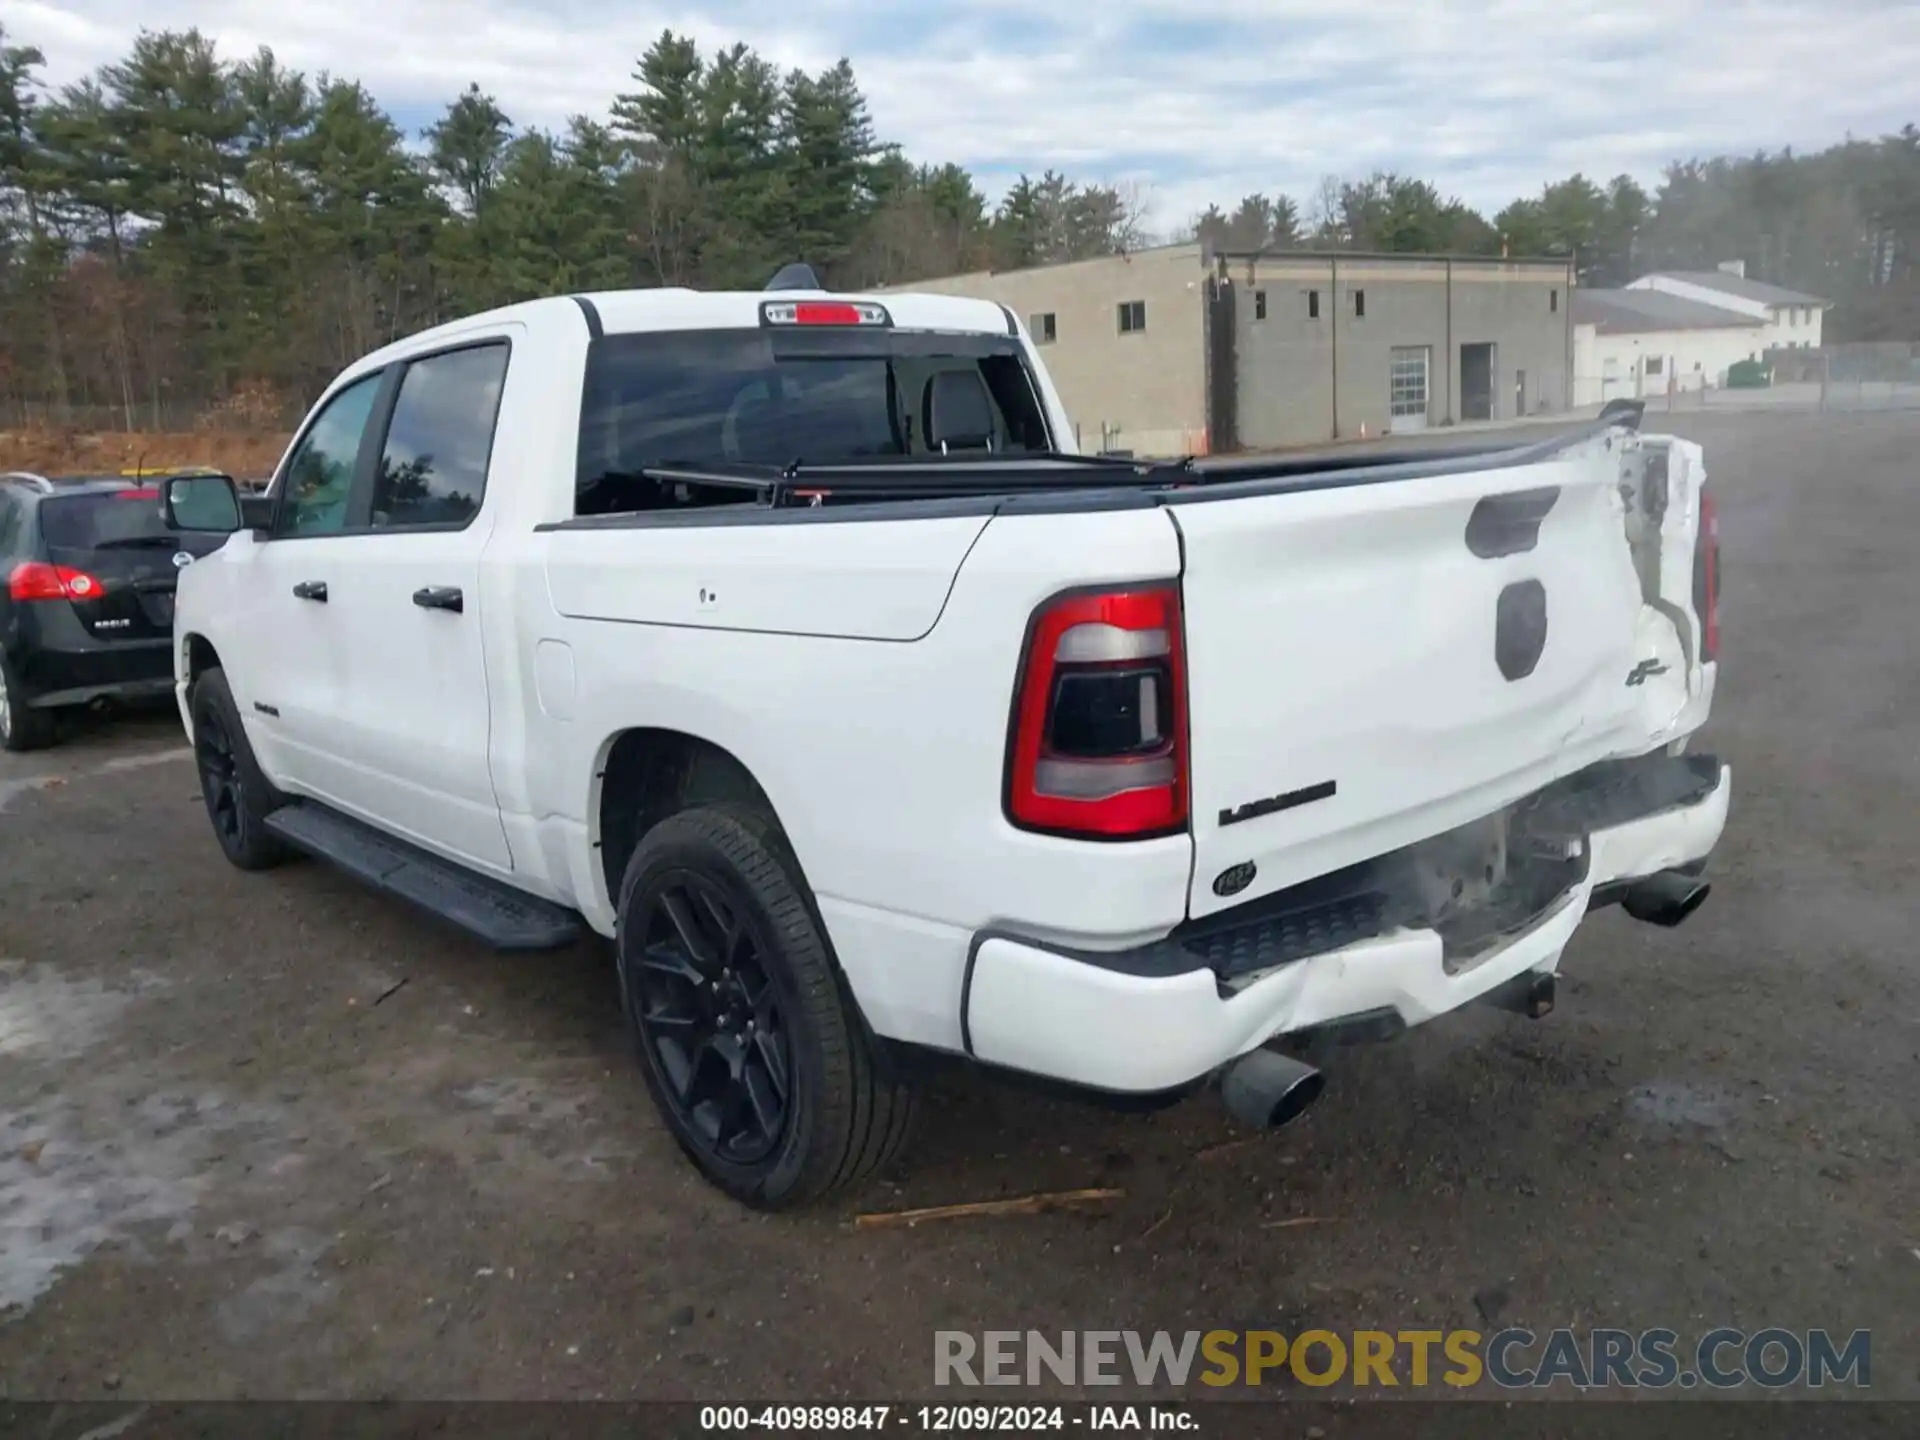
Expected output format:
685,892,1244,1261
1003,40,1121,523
962,755,1731,1094
7,635,175,709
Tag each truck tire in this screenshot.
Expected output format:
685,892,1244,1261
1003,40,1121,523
615,804,916,1210
0,652,58,752
190,668,289,871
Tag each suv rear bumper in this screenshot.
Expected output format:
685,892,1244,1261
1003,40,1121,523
961,755,1731,1094
6,601,175,709
7,636,175,708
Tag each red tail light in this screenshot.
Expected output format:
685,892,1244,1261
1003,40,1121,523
9,561,105,602
1006,583,1189,839
1693,485,1719,662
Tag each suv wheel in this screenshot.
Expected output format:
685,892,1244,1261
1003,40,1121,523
0,653,57,752
616,804,916,1210
190,668,288,870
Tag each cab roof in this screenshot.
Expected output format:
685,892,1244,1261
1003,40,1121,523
353,286,1022,374
577,288,1018,341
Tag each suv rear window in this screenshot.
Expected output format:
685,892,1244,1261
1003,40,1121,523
574,329,1052,516
39,490,182,550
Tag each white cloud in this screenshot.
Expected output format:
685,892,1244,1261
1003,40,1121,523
2,0,1914,228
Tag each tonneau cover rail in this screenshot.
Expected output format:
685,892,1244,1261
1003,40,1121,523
540,402,1648,530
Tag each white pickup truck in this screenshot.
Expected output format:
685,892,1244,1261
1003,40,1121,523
162,273,1729,1209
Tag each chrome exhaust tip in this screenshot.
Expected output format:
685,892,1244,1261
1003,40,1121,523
1221,1048,1325,1130
1621,870,1712,928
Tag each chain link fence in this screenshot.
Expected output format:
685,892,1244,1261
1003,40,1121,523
1629,343,1920,416
0,387,310,436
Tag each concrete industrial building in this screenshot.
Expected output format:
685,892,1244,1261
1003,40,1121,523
881,242,1575,455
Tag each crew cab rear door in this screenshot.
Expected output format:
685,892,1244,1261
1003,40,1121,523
1172,430,1710,920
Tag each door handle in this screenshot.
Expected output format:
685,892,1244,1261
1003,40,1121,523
292,580,327,602
412,585,464,613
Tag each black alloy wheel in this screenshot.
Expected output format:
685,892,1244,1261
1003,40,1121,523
614,804,916,1208
630,868,792,1164
195,700,245,851
188,668,286,870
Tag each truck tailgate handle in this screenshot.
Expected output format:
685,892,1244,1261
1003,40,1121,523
292,580,328,602
412,585,464,613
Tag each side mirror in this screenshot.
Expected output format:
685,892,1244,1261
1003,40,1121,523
161,472,243,533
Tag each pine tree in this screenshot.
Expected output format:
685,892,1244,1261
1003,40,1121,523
777,58,879,282
427,83,511,218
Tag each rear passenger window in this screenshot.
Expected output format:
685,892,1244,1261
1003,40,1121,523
371,343,509,530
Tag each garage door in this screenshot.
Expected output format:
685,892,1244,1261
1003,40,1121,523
1389,346,1430,433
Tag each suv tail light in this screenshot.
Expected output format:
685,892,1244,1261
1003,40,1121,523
1006,584,1188,839
1692,484,1719,662
9,561,105,602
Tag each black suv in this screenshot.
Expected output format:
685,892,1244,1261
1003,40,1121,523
0,471,230,751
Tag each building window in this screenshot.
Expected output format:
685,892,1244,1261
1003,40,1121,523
1254,290,1268,321
1353,289,1366,319
1117,300,1146,334
1307,289,1320,320
1645,356,1664,377
1030,312,1057,345
1389,346,1429,420
1550,288,1558,313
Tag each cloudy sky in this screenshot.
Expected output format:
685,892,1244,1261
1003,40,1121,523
3,0,1915,227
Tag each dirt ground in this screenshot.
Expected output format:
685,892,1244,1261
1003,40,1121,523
1,408,1917,1407
0,429,290,483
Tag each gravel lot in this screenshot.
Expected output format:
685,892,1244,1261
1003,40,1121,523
2,407,1916,1405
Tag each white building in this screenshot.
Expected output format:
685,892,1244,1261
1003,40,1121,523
1572,288,1768,405
1627,262,1829,351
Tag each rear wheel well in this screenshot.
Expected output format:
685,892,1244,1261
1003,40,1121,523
597,730,778,904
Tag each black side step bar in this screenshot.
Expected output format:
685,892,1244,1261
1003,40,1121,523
264,802,583,951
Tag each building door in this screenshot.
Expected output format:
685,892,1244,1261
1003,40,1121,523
1459,343,1494,421
1389,346,1430,434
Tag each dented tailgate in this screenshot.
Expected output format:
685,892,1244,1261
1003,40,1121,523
1170,429,1712,921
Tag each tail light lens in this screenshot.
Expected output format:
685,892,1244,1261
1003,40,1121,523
761,300,891,327
1006,584,1188,839
1692,485,1719,662
9,561,105,602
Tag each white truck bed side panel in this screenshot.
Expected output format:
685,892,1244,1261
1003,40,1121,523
544,515,994,641
546,506,1194,1042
